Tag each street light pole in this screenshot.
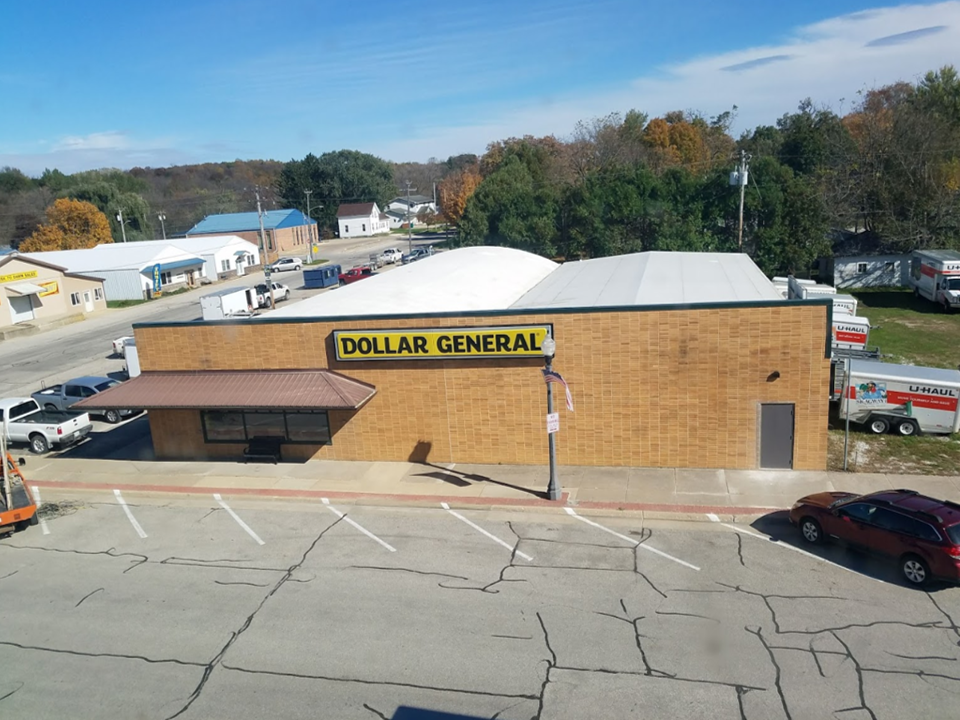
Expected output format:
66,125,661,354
115,210,128,243
541,336,561,501
304,189,313,264
158,212,167,240
404,180,417,255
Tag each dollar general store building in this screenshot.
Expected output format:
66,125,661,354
78,247,833,470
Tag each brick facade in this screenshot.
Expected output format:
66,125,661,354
137,303,831,469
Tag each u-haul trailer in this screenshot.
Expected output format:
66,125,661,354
909,249,960,311
839,359,960,436
832,316,871,351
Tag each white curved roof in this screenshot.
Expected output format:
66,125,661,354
268,246,559,319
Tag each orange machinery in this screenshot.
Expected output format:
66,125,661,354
0,451,38,536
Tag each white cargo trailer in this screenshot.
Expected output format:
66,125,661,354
832,294,857,316
839,359,960,436
832,315,871,351
200,287,257,320
908,249,960,311
788,276,836,300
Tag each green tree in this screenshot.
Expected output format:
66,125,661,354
276,150,395,234
0,167,34,194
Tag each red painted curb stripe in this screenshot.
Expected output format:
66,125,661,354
32,479,783,515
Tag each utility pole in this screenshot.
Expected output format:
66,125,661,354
115,210,128,243
404,180,417,255
731,150,751,252
256,188,275,310
157,212,167,241
304,189,313,264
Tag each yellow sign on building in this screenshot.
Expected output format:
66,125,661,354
334,325,552,361
39,280,60,297
0,269,39,284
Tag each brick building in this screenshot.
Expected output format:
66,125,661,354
186,209,317,264
79,247,832,471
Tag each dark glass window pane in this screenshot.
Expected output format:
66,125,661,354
244,412,286,438
64,385,82,397
203,411,246,442
286,412,330,443
841,503,875,522
95,380,119,392
947,524,960,545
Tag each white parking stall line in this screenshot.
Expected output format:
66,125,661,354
30,485,50,535
321,498,396,552
709,515,875,580
214,494,265,545
113,489,147,539
441,502,533,561
564,507,700,571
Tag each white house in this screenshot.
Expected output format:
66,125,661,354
388,194,436,217
336,203,391,238
817,231,910,289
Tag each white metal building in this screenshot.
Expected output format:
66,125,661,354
125,235,259,282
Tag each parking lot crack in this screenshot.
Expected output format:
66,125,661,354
0,640,204,668
533,612,556,720
75,587,103,607
884,651,957,662
218,663,538,700
745,626,792,720
164,516,344,720
829,631,878,720
926,592,960,645
361,703,390,720
0,681,24,704
633,549,668,599
348,565,469,581
0,570,18,581
735,532,745,567
213,580,272,588
0,544,148,574
654,610,719,624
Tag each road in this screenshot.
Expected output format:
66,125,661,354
3,492,960,719
0,233,445,398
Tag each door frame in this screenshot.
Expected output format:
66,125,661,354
8,293,35,324
757,402,795,469
82,290,94,312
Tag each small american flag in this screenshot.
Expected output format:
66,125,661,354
542,369,574,411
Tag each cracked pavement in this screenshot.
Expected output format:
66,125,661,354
2,494,960,719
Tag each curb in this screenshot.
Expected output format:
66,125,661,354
29,479,784,521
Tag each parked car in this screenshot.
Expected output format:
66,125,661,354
369,253,384,269
338,266,375,285
112,336,134,358
380,248,403,264
790,488,960,587
0,397,93,454
254,282,290,307
31,376,140,424
401,249,425,265
267,257,303,273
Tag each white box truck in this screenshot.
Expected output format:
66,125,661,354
839,359,960,436
909,249,960,311
200,287,258,321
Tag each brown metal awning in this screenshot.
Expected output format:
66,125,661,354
71,370,376,411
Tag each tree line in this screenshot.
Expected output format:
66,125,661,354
2,65,958,276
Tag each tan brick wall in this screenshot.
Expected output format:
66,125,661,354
136,304,831,469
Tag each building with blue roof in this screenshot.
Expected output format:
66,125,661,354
186,209,317,263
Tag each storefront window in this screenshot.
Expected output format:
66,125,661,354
202,411,246,441
201,410,331,444
286,412,331,443
244,411,286,438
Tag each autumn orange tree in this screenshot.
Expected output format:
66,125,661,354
19,198,113,252
438,165,482,226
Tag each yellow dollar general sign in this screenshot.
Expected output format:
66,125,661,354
0,269,39,284
334,325,552,361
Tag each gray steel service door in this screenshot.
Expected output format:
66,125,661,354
760,403,795,469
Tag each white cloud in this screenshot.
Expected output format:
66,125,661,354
53,131,131,152
371,1,960,161
2,132,191,176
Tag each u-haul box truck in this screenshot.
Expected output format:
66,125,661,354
909,249,960,311
840,359,960,436
832,295,857,316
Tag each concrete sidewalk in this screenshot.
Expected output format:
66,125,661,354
19,455,960,520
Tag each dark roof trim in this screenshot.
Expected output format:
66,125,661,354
0,252,106,284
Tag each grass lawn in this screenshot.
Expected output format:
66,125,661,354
107,299,147,308
852,288,960,368
828,428,960,475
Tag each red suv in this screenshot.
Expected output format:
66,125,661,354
789,489,960,587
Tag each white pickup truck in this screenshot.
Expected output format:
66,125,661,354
0,397,93,454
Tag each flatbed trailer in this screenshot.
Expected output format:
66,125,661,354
0,451,38,536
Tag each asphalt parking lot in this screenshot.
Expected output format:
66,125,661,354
3,492,960,719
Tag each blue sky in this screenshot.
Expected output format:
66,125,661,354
1,0,958,174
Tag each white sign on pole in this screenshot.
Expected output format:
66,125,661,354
546,412,560,434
